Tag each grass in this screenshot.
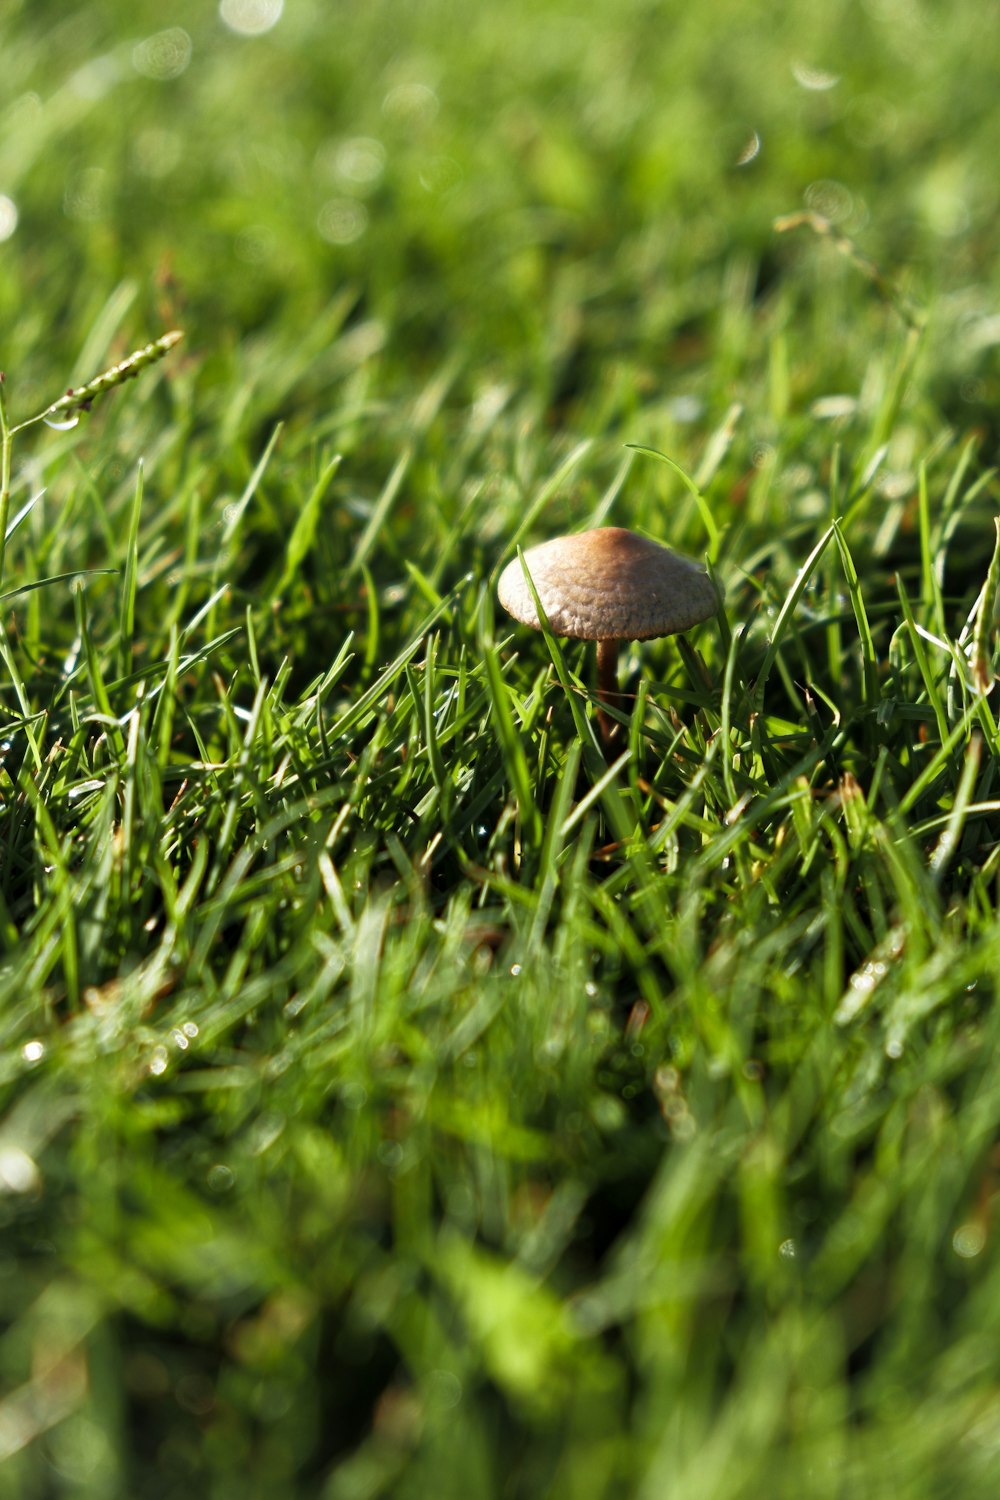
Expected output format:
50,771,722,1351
3,0,1000,1495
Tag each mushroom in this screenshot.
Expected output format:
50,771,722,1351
497,526,717,752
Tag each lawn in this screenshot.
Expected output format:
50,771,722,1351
3,1,1000,1495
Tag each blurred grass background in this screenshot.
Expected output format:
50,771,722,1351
3,0,1000,1496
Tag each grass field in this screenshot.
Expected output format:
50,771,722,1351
3,1,1000,1495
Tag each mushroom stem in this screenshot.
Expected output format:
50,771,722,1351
596,637,621,753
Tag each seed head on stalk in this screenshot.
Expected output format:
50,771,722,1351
0,329,184,592
38,330,184,429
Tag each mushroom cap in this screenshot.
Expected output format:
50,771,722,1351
497,527,717,641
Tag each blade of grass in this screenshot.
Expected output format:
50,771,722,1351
480,627,543,861
117,461,143,679
753,524,837,712
222,422,284,546
349,446,412,577
894,575,949,745
928,731,983,882
277,452,343,598
971,517,1000,695
832,519,878,710
627,444,721,562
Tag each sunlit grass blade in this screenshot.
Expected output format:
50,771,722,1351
753,524,836,711
480,615,543,860
626,444,721,562
0,568,117,605
972,517,1000,695
222,421,283,545
894,574,949,745
117,460,143,679
277,451,342,598
349,446,412,576
832,519,878,709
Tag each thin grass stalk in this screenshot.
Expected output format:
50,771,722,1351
0,373,11,595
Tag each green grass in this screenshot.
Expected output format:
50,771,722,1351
3,1,1000,1495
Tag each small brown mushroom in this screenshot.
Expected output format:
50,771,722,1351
497,526,717,752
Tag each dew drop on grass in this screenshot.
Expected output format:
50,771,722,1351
333,137,386,188
0,1146,41,1195
382,82,439,125
132,28,192,81
953,1223,986,1259
0,196,18,241
792,61,841,91
207,1164,235,1193
804,178,854,224
21,1040,44,1065
219,0,284,36
735,131,761,166
43,412,81,431
667,394,704,423
317,198,368,245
